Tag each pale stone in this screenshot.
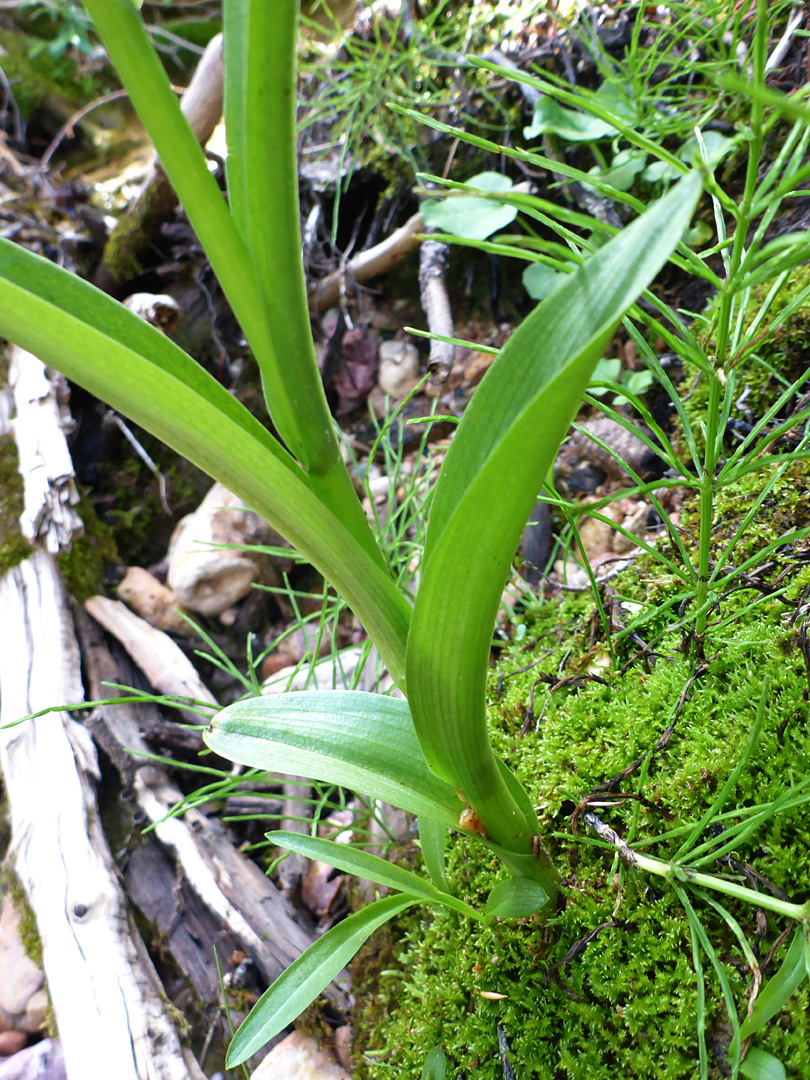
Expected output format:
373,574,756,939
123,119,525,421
377,340,420,398
251,1031,350,1080
167,483,287,616
116,566,189,633
21,989,48,1034
553,559,590,590
614,502,650,553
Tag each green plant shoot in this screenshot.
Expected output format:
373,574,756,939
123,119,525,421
0,0,703,1065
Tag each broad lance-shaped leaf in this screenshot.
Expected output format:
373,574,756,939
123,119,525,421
406,172,702,850
205,692,463,828
226,894,417,1067
0,238,411,688
266,831,482,921
84,0,368,541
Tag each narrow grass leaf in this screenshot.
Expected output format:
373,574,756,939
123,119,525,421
205,692,463,828
674,680,768,861
266,830,480,920
226,895,416,1067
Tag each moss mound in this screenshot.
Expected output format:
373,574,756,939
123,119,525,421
352,561,810,1077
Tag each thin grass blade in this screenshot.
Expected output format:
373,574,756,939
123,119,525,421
266,830,480,920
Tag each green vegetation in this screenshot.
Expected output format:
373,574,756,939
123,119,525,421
55,491,118,603
0,434,33,575
354,566,810,1077
2,2,810,1077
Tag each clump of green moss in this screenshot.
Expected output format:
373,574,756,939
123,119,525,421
0,27,98,122
0,434,34,574
351,577,810,1078
0,867,44,969
56,490,119,603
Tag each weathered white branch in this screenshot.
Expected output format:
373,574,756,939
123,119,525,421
0,553,205,1080
308,212,424,313
9,348,81,552
0,355,204,1079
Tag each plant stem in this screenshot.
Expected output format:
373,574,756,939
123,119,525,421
585,812,809,923
695,0,768,641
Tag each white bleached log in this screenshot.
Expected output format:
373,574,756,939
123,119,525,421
0,355,204,1080
9,348,81,551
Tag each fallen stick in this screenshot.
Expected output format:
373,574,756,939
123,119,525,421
80,599,346,1005
308,212,424,313
0,349,205,1080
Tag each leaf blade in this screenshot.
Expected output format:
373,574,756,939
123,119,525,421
266,830,480,920
405,173,702,847
205,692,463,828
739,926,808,1040
0,240,412,684
226,895,416,1067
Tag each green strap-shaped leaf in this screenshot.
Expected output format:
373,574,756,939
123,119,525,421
266,830,481,920
739,925,808,1039
81,0,293,456
223,1,327,440
84,0,367,550
419,817,451,893
0,240,411,685
205,692,463,828
405,173,702,849
226,894,417,1067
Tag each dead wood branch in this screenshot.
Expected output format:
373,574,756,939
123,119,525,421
418,233,455,381
96,33,224,291
0,360,205,1079
78,604,346,1006
308,212,424,314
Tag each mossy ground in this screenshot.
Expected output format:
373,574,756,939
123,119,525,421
0,433,33,575
352,523,810,1078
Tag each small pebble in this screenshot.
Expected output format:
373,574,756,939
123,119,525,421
0,1032,26,1057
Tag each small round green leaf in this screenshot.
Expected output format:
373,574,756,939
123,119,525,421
421,172,517,241
522,263,563,300
485,877,548,919
524,97,616,142
740,1047,787,1080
